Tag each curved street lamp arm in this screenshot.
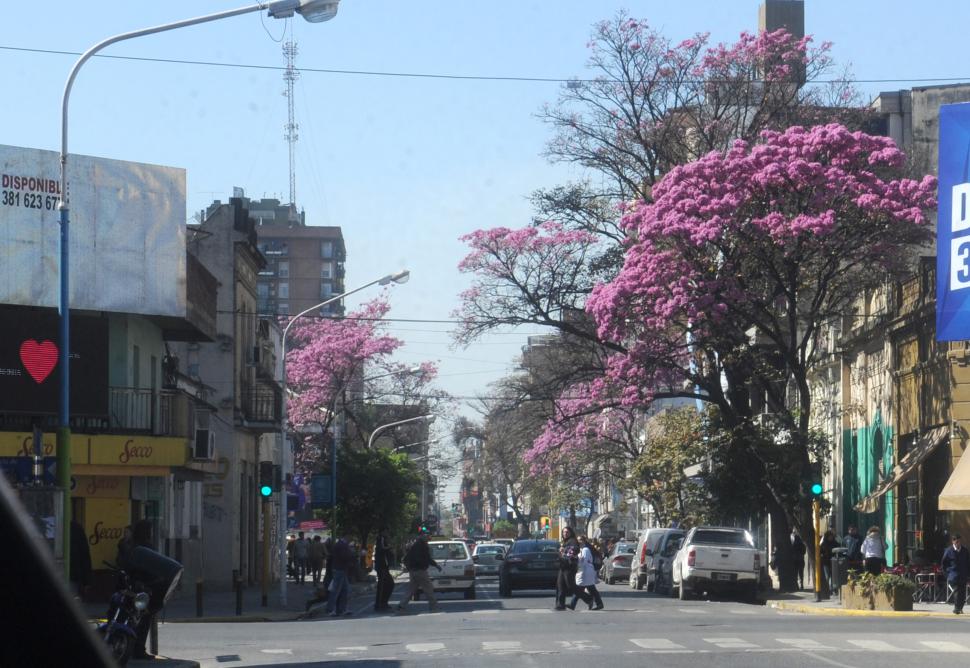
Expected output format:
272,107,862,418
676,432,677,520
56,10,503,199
367,414,434,450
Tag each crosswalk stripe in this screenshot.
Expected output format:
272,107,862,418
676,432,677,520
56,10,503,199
630,639,687,651
777,638,834,650
526,608,554,614
729,608,757,614
471,609,500,614
848,640,901,652
704,637,759,649
406,643,445,652
483,641,521,651
920,641,970,652
677,608,708,614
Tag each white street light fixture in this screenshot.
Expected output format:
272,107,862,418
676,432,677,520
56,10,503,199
367,414,435,450
55,0,340,585
391,437,440,453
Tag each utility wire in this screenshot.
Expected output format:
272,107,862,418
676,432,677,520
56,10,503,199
1,44,966,86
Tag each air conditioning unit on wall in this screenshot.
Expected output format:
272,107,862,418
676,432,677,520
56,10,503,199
193,428,216,461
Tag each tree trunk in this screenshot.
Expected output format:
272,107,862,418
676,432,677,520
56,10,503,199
769,503,799,593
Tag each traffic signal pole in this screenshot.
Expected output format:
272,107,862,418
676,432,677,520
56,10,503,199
813,498,822,602
262,499,271,607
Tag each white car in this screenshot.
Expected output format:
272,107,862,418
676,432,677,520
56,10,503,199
472,543,506,576
427,540,477,599
671,527,761,602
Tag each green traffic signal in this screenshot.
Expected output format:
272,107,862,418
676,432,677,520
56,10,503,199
810,482,823,495
260,484,273,497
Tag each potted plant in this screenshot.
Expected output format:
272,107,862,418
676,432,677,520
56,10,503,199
842,572,915,611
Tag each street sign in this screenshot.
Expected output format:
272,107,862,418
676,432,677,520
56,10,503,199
310,474,333,509
300,519,326,531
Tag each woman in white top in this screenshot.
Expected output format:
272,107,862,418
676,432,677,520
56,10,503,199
861,526,887,575
568,535,604,610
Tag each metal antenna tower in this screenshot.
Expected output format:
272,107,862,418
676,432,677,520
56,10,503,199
283,41,300,207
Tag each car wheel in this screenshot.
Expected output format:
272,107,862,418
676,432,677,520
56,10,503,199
678,578,690,601
745,583,758,604
667,578,677,598
499,578,511,598
628,572,637,590
646,575,654,592
464,586,476,600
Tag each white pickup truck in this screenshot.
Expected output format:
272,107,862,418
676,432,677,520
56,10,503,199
671,526,761,602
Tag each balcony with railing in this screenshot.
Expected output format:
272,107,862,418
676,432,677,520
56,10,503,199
239,379,281,430
108,388,196,438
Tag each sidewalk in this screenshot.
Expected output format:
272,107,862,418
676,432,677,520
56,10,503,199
766,589,970,618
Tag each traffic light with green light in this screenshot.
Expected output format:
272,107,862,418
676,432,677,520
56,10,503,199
259,461,274,498
810,482,824,496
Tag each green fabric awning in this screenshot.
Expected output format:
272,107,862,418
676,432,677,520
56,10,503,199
854,426,948,514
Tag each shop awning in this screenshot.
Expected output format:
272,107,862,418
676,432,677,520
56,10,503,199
939,445,970,510
854,425,948,514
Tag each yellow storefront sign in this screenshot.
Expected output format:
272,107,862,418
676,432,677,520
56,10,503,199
71,475,130,499
85,497,130,568
0,432,186,467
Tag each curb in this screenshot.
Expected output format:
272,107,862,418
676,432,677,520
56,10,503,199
161,583,376,624
769,599,959,618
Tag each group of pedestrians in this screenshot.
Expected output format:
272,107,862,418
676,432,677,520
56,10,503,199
556,527,604,611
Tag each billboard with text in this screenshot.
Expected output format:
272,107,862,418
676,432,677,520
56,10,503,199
938,103,970,340
0,145,186,317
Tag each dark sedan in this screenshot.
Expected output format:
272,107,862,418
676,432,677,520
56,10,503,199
497,539,561,597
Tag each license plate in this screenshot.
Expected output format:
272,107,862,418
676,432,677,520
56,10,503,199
436,579,452,586
712,572,735,581
530,562,550,569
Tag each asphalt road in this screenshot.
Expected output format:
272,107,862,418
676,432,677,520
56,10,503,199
158,577,970,667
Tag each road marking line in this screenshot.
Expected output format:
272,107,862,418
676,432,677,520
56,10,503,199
729,608,757,614
472,609,500,614
847,640,902,652
630,639,687,650
335,647,367,651
677,608,708,614
920,640,970,652
526,609,554,613
483,641,521,651
778,639,834,650
704,637,759,649
406,643,446,652
556,640,599,651
260,649,293,654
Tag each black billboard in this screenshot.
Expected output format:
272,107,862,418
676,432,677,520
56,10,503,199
0,306,108,416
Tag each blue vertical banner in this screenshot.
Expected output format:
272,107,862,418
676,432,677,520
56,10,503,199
937,103,970,341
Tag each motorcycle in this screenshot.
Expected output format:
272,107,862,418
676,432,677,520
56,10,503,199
97,547,183,666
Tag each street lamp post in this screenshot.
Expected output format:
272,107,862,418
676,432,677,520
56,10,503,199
278,270,410,605
56,0,341,580
367,414,435,450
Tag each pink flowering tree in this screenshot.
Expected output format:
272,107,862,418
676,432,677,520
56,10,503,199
587,123,936,588
285,297,440,476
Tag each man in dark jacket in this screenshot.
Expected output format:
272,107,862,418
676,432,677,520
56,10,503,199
326,536,355,616
373,526,395,611
396,531,441,613
942,534,970,614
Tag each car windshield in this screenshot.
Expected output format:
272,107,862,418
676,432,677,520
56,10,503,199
476,545,504,554
430,543,469,560
511,540,559,554
692,530,754,547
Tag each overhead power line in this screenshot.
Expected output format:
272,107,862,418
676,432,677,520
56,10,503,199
2,44,967,86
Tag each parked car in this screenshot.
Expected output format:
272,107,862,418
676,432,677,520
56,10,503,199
654,535,686,596
600,541,636,584
497,539,560,597
493,538,515,550
472,543,506,576
670,527,761,602
629,528,685,591
426,540,477,599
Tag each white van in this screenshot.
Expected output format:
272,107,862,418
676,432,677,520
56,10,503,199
629,528,685,591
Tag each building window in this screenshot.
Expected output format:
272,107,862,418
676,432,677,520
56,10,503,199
278,261,289,278
278,303,289,315
279,282,289,299
321,262,332,279
320,282,333,299
257,283,269,298
321,241,333,258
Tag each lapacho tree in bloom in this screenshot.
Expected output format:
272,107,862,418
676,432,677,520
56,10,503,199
587,123,936,588
285,297,437,475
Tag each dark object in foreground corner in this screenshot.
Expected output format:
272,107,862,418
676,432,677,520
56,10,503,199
0,473,116,667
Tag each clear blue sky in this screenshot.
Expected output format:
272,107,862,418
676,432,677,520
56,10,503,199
2,1,967,496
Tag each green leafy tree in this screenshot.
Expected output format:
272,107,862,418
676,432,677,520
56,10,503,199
335,448,420,550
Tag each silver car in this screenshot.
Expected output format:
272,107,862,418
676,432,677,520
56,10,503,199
472,543,506,576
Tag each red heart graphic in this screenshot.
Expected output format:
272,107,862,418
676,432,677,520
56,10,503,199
20,340,58,384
